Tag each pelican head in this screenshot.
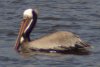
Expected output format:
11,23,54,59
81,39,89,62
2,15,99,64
23,9,33,19
15,9,38,52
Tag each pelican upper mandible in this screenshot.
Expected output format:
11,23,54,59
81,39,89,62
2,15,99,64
15,9,91,54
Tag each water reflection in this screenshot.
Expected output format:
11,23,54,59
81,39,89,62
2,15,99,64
19,49,91,58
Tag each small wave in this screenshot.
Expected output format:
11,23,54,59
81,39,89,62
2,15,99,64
89,14,100,18
6,32,17,36
0,56,36,64
0,56,18,62
39,17,88,21
52,24,82,29
89,26,100,29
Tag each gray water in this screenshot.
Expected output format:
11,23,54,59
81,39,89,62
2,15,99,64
0,0,100,67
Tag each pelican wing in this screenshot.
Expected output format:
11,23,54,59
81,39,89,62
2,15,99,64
28,31,90,50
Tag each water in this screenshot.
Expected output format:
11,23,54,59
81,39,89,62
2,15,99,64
0,0,100,67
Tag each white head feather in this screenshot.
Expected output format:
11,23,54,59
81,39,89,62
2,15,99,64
23,9,38,19
23,9,33,19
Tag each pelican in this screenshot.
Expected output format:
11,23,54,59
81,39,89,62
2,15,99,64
15,9,91,54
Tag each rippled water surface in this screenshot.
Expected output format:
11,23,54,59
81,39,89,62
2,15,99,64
0,0,100,67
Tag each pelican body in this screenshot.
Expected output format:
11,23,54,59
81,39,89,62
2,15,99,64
15,9,90,54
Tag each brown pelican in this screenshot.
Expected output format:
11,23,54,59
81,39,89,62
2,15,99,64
15,9,91,54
